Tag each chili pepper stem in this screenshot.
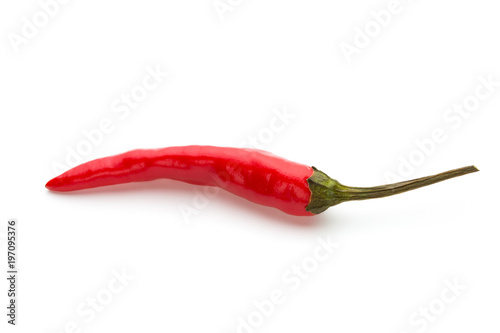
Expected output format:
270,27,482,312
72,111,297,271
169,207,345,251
306,165,479,214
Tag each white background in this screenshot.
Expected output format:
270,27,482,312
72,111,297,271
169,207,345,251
1,0,499,332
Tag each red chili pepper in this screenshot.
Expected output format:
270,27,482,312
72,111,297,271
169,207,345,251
46,146,478,216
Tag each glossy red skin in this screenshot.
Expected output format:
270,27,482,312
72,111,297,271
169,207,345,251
46,146,315,216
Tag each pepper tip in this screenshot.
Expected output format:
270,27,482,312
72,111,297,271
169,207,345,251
45,177,59,191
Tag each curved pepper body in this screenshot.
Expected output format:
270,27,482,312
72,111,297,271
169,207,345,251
46,146,478,216
46,146,315,216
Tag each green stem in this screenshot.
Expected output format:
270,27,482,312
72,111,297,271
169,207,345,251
306,165,479,214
